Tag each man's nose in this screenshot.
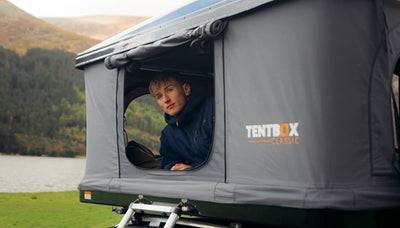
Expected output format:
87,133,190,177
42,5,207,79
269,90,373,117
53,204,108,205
164,95,171,103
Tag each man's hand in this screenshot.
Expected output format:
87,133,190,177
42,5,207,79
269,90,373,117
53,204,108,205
170,163,192,171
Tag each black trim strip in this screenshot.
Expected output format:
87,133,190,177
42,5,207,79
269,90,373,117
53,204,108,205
78,189,308,227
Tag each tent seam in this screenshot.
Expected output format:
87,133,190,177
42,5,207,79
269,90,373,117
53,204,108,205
116,69,121,178
368,34,386,177
387,21,400,34
222,37,227,183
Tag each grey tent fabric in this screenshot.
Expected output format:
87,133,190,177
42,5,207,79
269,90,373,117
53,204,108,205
78,0,400,210
104,20,227,69
84,64,120,179
222,0,400,208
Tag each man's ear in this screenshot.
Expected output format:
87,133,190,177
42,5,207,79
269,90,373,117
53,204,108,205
183,83,191,96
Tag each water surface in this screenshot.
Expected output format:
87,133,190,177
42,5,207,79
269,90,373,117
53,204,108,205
0,154,85,192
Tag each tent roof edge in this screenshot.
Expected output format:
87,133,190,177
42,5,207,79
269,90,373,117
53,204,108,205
75,0,275,69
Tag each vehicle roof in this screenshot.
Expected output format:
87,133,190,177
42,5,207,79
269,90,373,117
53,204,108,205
75,0,274,68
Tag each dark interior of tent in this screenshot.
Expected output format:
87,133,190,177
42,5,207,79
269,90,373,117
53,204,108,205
123,41,215,170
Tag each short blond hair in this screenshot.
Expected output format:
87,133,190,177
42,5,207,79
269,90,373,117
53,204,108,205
148,72,184,96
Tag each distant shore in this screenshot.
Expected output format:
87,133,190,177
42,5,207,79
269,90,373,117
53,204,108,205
0,152,86,159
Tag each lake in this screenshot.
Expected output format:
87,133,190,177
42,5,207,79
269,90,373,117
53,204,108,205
0,154,85,192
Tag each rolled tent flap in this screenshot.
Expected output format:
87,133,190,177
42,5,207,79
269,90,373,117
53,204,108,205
104,20,228,69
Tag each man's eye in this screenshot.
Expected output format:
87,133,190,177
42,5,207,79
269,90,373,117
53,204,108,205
155,95,162,99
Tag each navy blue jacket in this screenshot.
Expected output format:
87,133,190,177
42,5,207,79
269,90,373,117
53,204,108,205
159,95,214,170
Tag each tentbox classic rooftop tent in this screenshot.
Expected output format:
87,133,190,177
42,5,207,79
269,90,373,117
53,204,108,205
76,0,400,226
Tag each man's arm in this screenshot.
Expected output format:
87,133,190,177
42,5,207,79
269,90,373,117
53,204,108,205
170,163,192,171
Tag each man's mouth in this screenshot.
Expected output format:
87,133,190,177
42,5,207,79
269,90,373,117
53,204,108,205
167,103,175,110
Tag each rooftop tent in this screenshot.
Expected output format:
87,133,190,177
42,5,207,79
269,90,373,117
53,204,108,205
76,0,400,224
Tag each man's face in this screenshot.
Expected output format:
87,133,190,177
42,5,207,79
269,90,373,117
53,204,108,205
151,78,191,116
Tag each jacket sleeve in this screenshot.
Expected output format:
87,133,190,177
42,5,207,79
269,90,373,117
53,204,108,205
159,130,181,170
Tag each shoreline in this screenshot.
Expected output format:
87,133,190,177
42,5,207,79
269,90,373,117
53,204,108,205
0,152,86,159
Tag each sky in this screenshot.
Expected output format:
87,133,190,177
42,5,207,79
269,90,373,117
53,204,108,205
8,0,193,17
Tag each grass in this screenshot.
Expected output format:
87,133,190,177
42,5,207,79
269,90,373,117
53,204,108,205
0,191,122,228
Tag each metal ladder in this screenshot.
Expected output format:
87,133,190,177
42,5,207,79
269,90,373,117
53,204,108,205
115,196,232,228
117,196,186,228
117,203,180,228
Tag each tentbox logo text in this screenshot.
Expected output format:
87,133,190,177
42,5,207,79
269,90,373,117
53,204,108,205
246,122,300,144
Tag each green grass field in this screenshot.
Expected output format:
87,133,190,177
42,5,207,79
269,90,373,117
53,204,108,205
0,191,122,228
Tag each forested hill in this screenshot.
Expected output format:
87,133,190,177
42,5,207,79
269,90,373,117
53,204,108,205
0,47,86,157
0,47,165,157
0,1,165,157
0,0,97,54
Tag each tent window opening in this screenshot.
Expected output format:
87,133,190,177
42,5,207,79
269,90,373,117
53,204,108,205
123,41,215,171
124,95,165,155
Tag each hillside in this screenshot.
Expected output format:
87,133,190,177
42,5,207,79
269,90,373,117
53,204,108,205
0,47,86,157
0,47,164,157
0,0,97,54
44,15,149,41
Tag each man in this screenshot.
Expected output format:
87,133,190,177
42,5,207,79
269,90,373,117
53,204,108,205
149,72,213,171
